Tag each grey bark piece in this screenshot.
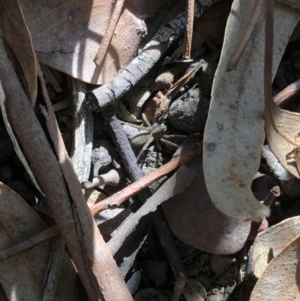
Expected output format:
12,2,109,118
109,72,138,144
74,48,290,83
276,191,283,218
70,78,93,182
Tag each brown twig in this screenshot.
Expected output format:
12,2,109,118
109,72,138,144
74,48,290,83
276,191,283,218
166,59,204,99
94,0,125,66
0,138,199,261
183,0,194,60
38,68,133,300
107,135,201,260
0,227,60,262
91,137,199,214
273,78,300,106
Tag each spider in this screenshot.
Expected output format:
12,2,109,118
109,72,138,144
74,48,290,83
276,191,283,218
122,113,186,160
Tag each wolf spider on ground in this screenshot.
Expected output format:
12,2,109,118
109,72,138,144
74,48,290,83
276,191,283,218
122,113,186,161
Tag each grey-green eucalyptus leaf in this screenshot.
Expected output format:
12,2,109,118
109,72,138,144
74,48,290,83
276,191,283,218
203,0,300,221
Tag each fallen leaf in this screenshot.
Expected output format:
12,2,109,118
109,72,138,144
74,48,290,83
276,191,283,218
162,155,251,255
250,233,300,301
250,215,300,278
19,0,165,84
203,0,300,221
266,100,300,179
0,0,37,103
0,182,76,300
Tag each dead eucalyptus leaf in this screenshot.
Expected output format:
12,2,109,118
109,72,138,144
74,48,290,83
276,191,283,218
266,100,300,179
19,0,165,85
250,233,300,301
0,0,37,103
162,156,251,255
203,0,300,221
250,215,300,278
0,182,76,300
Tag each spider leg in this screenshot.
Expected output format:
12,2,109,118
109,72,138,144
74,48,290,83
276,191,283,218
160,138,180,150
142,113,152,127
136,136,154,160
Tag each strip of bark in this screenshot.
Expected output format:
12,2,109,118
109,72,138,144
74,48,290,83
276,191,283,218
183,0,194,60
38,66,133,301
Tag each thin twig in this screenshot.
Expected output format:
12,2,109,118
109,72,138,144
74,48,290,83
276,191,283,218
273,78,300,106
91,135,200,215
0,227,60,262
183,0,195,60
94,0,125,66
0,140,199,262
